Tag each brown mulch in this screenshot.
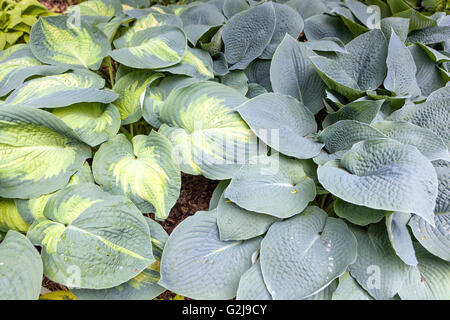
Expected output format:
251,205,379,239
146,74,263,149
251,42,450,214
39,0,79,13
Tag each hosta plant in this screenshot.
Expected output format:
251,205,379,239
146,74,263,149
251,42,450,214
0,0,449,300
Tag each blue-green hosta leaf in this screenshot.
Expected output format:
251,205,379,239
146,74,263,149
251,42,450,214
158,81,254,180
52,102,121,147
384,30,421,98
285,0,327,20
209,180,230,210
111,25,187,70
393,8,437,31
343,0,373,28
318,139,438,225
156,47,214,80
333,5,368,37
14,162,95,226
318,120,385,154
398,243,450,300
0,106,91,199
68,0,123,25
217,193,278,241
380,17,410,42
225,155,317,218
323,99,383,127
372,121,450,161
142,75,200,128
236,260,272,300
270,34,326,115
260,206,357,300
244,59,272,91
387,92,450,148
259,3,303,60
333,198,385,226
0,45,67,97
305,38,347,53
5,70,118,108
0,231,43,300
246,83,268,98
93,132,180,220
417,43,450,63
313,29,388,99
223,2,276,70
407,26,450,45
159,210,261,300
332,271,373,300
30,16,111,70
0,198,30,233
221,71,249,95
237,93,324,159
98,14,134,42
223,0,250,19
303,280,338,300
409,160,450,261
72,217,168,300
303,14,353,43
348,223,410,300
27,183,154,289
386,212,418,266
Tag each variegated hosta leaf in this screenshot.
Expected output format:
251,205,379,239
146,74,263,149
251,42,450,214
159,210,261,300
156,47,214,80
5,70,119,108
0,198,30,233
0,231,43,300
92,132,181,220
323,99,383,128
223,2,276,70
225,155,316,218
158,81,255,180
310,29,388,100
30,16,111,70
259,3,304,60
68,0,123,25
27,183,155,289
318,139,438,225
72,217,167,300
348,223,410,300
0,45,67,97
237,93,324,160
52,102,121,147
39,291,78,300
142,75,200,128
217,193,278,241
111,25,187,70
333,198,385,226
386,212,418,266
113,71,157,125
332,271,373,300
0,106,91,199
409,160,450,261
398,243,450,300
260,206,357,300
236,260,272,300
270,34,326,115
387,89,450,148
384,30,421,97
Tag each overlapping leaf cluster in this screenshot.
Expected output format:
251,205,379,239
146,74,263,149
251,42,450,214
0,0,449,300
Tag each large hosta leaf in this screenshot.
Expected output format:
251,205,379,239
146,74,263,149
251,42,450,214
407,26,450,45
68,0,123,25
225,155,316,218
217,193,278,241
111,25,187,69
52,102,121,147
0,106,91,199
236,260,272,300
333,198,385,226
332,271,373,300
223,2,276,70
158,81,255,180
92,132,181,220
398,243,450,300
72,217,167,300
0,45,66,97
30,16,111,70
270,34,326,115
0,198,30,233
348,223,410,300
318,139,438,225
260,207,357,300
27,183,154,289
409,160,450,261
0,231,43,300
323,99,383,127
303,14,353,43
386,211,418,266
159,210,261,299
237,93,323,159
5,70,118,108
